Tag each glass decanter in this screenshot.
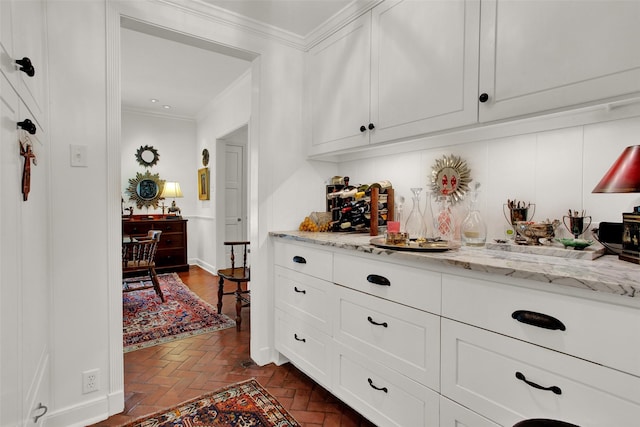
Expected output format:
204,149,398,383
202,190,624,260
422,190,435,239
433,194,454,241
461,184,487,247
404,188,427,240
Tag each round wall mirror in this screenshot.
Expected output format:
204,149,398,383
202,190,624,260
135,145,160,168
126,171,165,209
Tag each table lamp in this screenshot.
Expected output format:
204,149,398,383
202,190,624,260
161,181,183,216
592,145,640,264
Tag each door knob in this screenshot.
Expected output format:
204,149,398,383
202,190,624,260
18,119,37,135
16,57,35,77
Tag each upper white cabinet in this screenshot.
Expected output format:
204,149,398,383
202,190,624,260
307,0,480,156
307,0,640,157
307,13,371,155
478,0,640,122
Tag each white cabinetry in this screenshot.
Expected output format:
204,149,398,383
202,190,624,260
0,1,50,425
477,0,640,122
307,0,479,156
307,0,640,157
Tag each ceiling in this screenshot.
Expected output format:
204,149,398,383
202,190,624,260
121,0,353,119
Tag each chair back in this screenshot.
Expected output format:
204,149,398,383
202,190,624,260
123,230,162,269
224,241,250,277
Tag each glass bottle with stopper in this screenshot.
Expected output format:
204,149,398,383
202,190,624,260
461,182,487,246
404,187,427,240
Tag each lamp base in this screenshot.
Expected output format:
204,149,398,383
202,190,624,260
621,212,639,264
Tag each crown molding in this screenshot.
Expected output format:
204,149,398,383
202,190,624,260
154,0,381,51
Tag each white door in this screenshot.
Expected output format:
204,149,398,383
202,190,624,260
224,143,245,243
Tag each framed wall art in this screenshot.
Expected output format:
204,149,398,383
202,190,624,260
198,167,210,200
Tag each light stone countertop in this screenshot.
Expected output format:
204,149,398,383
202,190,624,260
270,231,640,300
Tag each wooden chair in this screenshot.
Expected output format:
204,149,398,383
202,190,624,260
122,230,164,302
217,241,250,331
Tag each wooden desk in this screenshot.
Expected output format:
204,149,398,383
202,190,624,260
122,216,188,272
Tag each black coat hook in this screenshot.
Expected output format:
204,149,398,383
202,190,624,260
18,119,37,135
16,57,35,77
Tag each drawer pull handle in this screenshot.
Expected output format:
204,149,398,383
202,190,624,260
294,286,306,294
292,256,307,264
367,316,388,328
33,402,48,423
367,378,388,393
294,333,306,343
512,310,566,331
366,274,390,286
515,371,562,395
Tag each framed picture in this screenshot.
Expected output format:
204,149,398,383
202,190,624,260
198,167,210,200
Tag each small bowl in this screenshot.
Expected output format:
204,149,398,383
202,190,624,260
555,238,594,250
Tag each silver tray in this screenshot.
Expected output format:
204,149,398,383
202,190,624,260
369,237,458,252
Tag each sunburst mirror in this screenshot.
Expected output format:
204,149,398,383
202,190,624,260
135,145,160,168
126,170,165,209
430,154,471,204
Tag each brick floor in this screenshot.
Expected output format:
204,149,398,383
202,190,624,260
89,265,376,427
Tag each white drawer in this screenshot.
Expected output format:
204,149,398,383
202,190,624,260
442,274,640,376
274,266,332,334
273,240,333,281
440,396,499,427
334,284,440,391
333,342,440,427
275,309,332,389
333,253,441,314
441,319,640,427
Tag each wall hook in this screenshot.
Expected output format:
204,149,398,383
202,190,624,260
17,119,37,135
16,57,35,77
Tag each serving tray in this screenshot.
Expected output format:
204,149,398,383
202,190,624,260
370,237,458,252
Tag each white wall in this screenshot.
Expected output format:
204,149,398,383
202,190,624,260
195,71,251,272
339,115,640,241
121,111,197,216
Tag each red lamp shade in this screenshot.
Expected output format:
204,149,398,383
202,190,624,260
592,145,640,193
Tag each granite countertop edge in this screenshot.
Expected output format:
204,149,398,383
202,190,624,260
270,231,639,300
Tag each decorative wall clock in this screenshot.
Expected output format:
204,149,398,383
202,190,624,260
430,154,471,204
135,145,160,168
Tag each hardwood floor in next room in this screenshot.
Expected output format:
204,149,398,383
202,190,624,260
90,265,375,427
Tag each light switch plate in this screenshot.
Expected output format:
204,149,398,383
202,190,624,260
70,144,88,167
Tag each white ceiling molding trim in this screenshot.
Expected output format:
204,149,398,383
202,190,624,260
304,0,382,49
157,0,309,50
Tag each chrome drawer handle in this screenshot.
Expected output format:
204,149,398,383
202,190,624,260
367,378,388,393
512,310,566,331
366,274,390,286
292,256,307,264
367,316,388,328
515,371,562,395
294,333,306,343
294,286,306,294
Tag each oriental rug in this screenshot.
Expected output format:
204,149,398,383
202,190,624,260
123,273,235,353
123,379,300,427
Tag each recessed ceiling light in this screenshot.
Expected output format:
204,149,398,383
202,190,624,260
162,105,171,109
150,99,159,103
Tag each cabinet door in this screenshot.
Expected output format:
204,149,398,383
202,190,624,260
440,396,499,427
307,13,371,155
370,0,480,144
479,0,640,122
12,0,47,127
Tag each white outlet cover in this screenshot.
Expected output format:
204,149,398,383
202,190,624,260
70,144,88,167
82,369,100,394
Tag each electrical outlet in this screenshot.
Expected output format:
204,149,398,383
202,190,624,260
82,369,100,394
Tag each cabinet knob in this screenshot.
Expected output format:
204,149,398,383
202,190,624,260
17,119,37,135
16,57,35,77
360,125,367,132
479,93,489,103
368,123,375,130
292,255,306,264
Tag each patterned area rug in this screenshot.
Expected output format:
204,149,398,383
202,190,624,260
123,273,235,352
123,378,300,426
